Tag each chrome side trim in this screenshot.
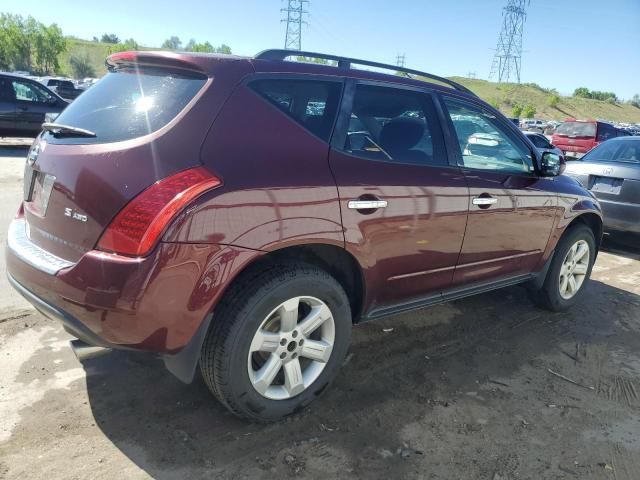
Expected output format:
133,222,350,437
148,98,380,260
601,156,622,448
7,218,74,275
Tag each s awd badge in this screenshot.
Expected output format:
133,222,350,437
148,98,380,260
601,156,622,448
64,208,88,223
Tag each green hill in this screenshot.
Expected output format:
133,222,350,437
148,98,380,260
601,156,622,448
58,40,640,124
450,77,640,124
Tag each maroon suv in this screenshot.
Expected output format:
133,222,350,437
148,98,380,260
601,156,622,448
6,50,602,421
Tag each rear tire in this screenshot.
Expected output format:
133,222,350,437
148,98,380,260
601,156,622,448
200,262,351,422
532,224,596,312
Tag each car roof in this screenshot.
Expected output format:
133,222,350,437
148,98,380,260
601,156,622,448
106,50,479,101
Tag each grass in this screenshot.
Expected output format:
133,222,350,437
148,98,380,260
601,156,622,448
450,77,640,123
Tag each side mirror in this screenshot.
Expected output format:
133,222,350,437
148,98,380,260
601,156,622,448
540,151,565,176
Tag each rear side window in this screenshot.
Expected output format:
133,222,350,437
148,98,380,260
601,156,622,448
528,134,548,148
47,67,207,144
597,123,616,142
249,79,342,142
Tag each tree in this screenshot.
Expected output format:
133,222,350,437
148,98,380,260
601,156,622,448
69,51,95,78
631,94,640,108
161,36,182,50
101,33,120,44
573,87,591,99
108,38,139,54
0,14,66,74
523,104,536,118
215,44,231,54
511,104,523,117
548,94,560,108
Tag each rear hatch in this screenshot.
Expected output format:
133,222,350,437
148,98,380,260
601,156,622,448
22,52,251,263
552,121,597,154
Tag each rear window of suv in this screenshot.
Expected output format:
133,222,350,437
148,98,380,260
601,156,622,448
46,67,207,144
555,122,596,137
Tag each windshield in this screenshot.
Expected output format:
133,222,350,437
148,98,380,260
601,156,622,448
582,140,640,164
555,122,596,137
47,67,207,144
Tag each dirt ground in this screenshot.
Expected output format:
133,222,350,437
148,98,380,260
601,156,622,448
1,143,639,480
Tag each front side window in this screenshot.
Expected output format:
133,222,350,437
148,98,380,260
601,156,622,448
250,79,342,142
341,84,446,167
12,80,54,103
444,97,531,174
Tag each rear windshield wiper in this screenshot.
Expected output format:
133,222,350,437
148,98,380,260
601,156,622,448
42,123,97,138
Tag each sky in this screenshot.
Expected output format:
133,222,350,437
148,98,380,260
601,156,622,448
4,0,640,98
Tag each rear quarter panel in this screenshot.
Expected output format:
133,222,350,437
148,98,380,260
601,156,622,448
163,82,344,251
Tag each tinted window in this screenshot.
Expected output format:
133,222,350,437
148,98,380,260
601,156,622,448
48,67,206,144
250,79,342,142
583,140,640,164
597,123,616,142
528,134,549,148
11,79,55,103
341,84,446,166
444,97,531,174
556,121,596,137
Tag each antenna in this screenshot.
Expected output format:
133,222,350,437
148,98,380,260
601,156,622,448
281,0,309,51
489,0,530,83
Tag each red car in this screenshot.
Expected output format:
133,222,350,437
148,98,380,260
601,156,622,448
6,50,602,421
552,119,628,160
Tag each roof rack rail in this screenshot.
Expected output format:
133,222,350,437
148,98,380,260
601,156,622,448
255,49,476,96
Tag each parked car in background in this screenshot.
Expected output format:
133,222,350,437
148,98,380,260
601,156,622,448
0,72,68,136
552,120,628,160
521,119,547,132
523,131,563,159
6,49,602,421
563,137,640,235
38,77,84,101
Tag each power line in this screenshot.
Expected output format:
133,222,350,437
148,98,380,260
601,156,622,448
281,0,309,51
489,0,530,83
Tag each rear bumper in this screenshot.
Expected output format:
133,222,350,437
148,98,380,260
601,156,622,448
600,199,640,234
6,218,262,353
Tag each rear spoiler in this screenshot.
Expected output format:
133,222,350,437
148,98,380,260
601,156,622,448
105,51,209,75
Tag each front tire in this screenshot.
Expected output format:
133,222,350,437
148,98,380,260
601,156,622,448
200,263,351,422
532,224,596,312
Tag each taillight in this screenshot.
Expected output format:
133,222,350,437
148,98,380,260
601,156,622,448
97,167,221,256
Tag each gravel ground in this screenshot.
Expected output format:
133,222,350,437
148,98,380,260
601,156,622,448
1,143,639,480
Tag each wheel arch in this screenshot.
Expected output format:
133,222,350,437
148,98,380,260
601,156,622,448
238,243,366,322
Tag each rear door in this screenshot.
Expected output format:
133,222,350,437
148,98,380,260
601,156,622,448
329,81,469,312
0,77,16,131
440,95,557,286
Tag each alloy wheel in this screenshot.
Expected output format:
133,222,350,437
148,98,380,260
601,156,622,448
559,239,590,300
247,296,335,400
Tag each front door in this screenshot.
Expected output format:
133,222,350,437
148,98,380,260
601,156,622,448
440,95,557,286
10,78,56,133
329,82,469,313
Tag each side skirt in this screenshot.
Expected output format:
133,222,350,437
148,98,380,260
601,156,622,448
363,272,538,323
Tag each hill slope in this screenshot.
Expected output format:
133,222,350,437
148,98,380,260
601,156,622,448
58,40,640,124
450,77,640,123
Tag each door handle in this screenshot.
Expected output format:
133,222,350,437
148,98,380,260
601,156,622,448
472,196,498,208
348,199,388,210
